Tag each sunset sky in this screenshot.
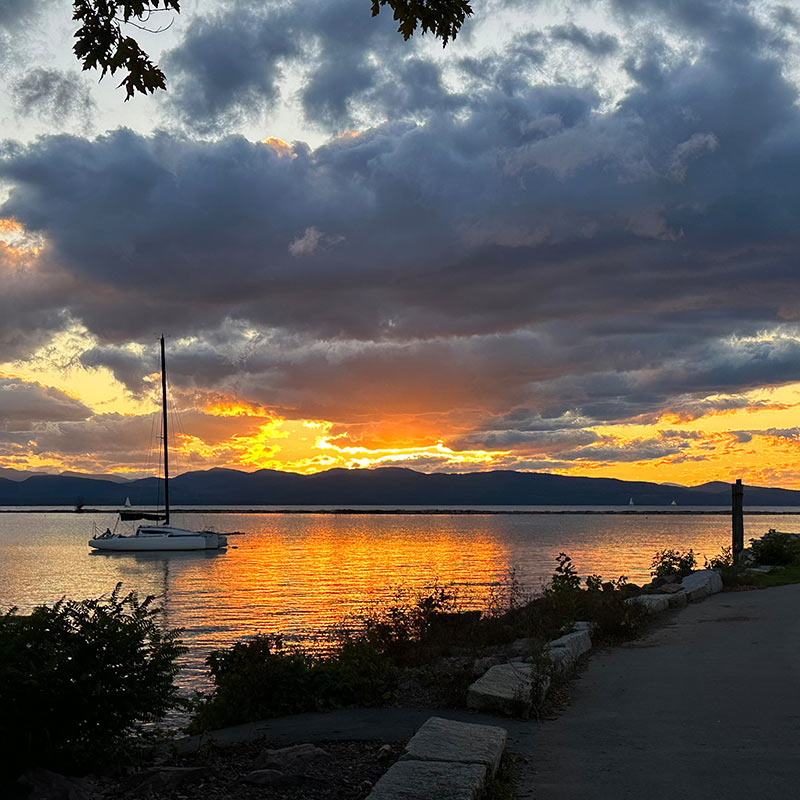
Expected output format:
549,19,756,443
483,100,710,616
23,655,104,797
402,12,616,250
2,0,800,486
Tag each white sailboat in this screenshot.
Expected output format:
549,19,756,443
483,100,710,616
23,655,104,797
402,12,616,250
89,336,227,552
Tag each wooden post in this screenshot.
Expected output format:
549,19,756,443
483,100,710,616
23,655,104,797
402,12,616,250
732,479,744,560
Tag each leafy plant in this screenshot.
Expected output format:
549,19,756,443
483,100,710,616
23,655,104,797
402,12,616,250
189,633,397,732
550,553,581,593
651,548,696,577
705,545,734,570
703,545,754,588
0,584,184,777
749,531,800,566
485,567,535,617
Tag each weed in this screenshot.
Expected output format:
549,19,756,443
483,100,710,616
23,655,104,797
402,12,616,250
651,548,697,577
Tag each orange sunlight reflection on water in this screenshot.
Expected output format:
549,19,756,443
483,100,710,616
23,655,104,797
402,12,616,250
0,509,788,689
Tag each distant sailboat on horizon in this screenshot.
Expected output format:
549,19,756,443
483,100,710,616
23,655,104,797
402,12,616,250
628,497,635,505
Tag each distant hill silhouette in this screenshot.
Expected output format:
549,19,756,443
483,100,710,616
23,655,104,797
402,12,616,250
0,467,799,506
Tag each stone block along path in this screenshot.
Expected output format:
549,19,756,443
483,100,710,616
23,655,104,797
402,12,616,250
176,583,800,800
515,583,800,800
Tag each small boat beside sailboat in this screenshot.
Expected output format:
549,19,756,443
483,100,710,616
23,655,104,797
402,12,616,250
89,336,227,553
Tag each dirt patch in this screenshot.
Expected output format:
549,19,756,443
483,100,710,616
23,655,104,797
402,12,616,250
23,740,405,800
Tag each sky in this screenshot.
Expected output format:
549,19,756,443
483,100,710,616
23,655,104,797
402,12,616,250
1,0,800,487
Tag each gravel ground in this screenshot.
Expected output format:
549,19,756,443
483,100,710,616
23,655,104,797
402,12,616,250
18,739,405,800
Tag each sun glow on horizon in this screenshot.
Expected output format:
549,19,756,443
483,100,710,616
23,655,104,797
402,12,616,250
3,332,800,487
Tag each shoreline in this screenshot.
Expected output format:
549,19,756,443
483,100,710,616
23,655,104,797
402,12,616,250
2,507,800,515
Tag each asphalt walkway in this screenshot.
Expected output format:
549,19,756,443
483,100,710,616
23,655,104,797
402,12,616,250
178,585,800,799
514,583,800,799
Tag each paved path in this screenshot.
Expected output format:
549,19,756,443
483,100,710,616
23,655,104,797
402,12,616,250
514,584,800,800
179,585,800,799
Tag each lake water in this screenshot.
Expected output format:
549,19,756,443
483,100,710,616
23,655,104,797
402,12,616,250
0,507,793,691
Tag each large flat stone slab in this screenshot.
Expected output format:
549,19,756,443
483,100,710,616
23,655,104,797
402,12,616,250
467,662,541,718
402,716,507,776
626,594,670,614
682,570,723,601
667,590,688,608
548,646,575,676
549,629,592,658
367,759,487,800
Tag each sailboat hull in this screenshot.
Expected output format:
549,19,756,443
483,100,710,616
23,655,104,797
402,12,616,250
89,528,227,551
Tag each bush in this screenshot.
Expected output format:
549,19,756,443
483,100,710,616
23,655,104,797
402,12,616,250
191,557,650,732
189,633,396,732
702,545,753,587
0,585,184,777
705,545,734,570
749,531,800,566
651,548,696,577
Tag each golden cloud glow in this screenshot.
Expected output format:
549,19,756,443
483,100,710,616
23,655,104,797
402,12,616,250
0,325,153,417
4,331,800,489
262,137,295,157
0,217,43,263
206,400,275,417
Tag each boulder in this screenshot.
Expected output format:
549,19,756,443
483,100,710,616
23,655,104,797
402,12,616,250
507,637,537,658
127,766,208,793
18,769,92,800
472,655,502,677
549,629,592,659
255,742,331,770
467,662,543,718
667,591,689,608
242,769,328,789
367,759,487,800
625,594,670,614
241,769,286,786
402,716,507,776
682,570,723,601
377,744,394,762
547,646,575,676
574,620,599,635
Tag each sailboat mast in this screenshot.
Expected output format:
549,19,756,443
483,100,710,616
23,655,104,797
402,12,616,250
160,334,170,526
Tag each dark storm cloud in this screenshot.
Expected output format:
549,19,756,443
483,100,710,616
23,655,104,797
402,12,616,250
559,440,688,463
449,428,600,453
0,376,91,428
12,68,95,125
163,0,443,132
162,5,299,134
2,0,800,445
549,23,619,56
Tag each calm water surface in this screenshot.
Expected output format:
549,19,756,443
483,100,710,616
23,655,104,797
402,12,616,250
0,507,791,690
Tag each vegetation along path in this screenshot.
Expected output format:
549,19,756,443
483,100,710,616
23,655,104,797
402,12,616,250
514,583,800,800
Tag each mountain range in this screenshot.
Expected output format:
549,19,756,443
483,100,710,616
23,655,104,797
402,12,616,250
0,467,798,507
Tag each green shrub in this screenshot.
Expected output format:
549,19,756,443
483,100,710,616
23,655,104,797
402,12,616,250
702,546,752,587
705,545,734,570
191,556,649,732
189,633,396,732
749,531,800,566
549,553,581,593
0,585,184,777
579,575,646,639
651,548,696,577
